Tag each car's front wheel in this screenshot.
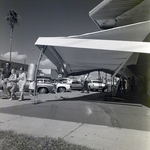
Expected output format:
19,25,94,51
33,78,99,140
38,87,48,94
57,87,66,93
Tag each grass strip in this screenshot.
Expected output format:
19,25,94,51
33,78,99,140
0,130,96,150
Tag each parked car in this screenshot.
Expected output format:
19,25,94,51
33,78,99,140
88,80,106,91
23,77,54,94
59,78,82,91
58,78,73,84
55,82,71,93
70,81,83,90
23,77,71,94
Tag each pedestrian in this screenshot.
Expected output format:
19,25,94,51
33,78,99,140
81,80,89,93
122,78,126,91
0,70,3,90
7,68,17,101
29,81,35,96
131,76,135,92
134,77,138,92
0,70,4,97
52,79,57,93
127,77,131,92
17,67,26,101
143,76,147,93
2,63,11,98
118,79,122,91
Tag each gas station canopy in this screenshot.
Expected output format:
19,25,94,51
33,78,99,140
89,0,149,29
35,21,150,76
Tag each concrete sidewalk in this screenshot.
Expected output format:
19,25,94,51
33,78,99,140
0,91,95,108
0,91,150,150
0,113,150,150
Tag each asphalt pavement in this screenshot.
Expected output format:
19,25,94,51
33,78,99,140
0,91,150,150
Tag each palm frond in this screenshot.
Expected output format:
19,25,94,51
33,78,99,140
5,9,19,28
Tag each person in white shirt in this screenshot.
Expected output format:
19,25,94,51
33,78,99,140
7,68,17,101
29,81,35,96
17,67,26,101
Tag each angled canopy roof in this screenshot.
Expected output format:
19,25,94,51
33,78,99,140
35,21,150,76
89,0,150,29
70,21,150,41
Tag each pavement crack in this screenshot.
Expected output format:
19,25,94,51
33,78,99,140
62,123,83,139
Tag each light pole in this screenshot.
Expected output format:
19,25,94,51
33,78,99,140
24,48,34,66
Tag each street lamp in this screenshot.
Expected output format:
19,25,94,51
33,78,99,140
24,48,34,65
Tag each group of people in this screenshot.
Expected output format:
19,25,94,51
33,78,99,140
118,78,126,92
117,76,147,93
127,76,147,93
0,63,26,101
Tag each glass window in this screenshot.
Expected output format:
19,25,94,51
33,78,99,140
93,81,102,83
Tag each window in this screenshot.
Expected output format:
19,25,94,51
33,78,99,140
76,81,80,84
44,79,51,83
93,81,102,83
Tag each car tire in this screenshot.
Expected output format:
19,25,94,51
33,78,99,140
38,87,48,94
57,87,66,93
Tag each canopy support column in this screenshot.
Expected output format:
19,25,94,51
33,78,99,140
33,46,47,104
113,67,126,97
111,53,133,97
112,53,133,79
49,46,69,77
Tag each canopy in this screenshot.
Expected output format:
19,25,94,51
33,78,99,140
69,21,150,41
35,21,150,76
89,0,150,29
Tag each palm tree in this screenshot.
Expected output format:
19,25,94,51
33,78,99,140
6,9,19,65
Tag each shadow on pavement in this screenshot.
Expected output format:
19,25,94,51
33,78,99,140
39,91,150,108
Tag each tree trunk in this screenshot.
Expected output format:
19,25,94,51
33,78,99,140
9,27,13,65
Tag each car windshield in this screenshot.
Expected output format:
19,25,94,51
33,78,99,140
44,79,51,83
37,77,52,83
60,79,67,83
93,81,102,83
72,81,81,84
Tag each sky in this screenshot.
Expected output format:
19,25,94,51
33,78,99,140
0,0,101,70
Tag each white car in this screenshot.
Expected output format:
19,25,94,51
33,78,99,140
56,82,71,93
22,77,71,94
88,80,106,91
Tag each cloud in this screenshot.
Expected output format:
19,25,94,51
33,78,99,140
40,59,57,69
0,51,26,61
0,52,57,69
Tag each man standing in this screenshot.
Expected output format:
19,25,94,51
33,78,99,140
81,80,90,93
2,63,11,98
